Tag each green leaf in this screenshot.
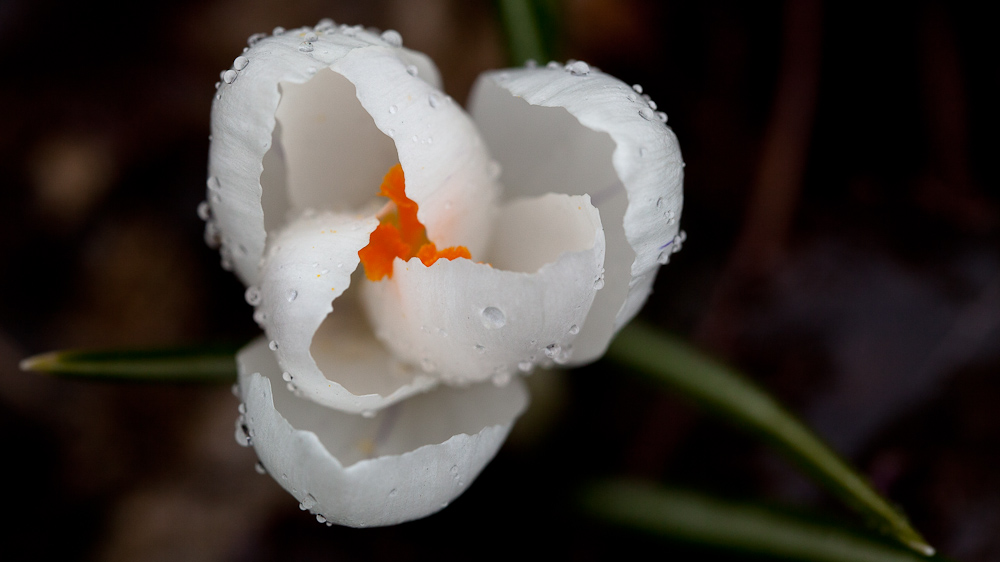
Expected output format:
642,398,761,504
497,0,550,65
20,346,239,384
606,322,934,556
583,480,945,562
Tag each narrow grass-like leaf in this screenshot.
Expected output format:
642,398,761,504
583,480,945,562
20,346,239,384
606,322,933,556
497,0,549,66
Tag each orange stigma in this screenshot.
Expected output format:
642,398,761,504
358,164,471,280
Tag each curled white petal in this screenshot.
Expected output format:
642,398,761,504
257,211,441,413
237,337,529,527
468,66,684,364
362,194,605,384
208,24,496,286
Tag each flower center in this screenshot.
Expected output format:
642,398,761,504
358,163,471,281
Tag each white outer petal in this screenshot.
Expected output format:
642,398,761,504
237,337,529,527
208,24,496,286
468,66,684,364
257,211,440,413
362,194,605,384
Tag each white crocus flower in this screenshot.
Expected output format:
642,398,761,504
205,20,683,527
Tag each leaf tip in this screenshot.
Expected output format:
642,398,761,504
20,351,59,372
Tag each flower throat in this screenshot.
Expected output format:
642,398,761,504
358,163,470,281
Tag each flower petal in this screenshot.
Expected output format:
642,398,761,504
256,211,441,413
361,194,605,384
208,24,496,286
468,65,684,364
236,337,529,527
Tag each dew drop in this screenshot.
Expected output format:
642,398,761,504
481,307,506,329
244,286,262,306
381,29,403,47
197,201,211,221
316,514,327,524
566,60,590,75
306,66,317,75
386,128,394,138
518,361,533,372
474,344,486,354
569,324,580,335
237,402,247,414
428,92,440,108
299,494,317,511
657,251,671,265
544,343,561,358
638,107,653,120
247,33,267,47
388,104,397,114
268,340,279,351
656,197,664,208
298,42,314,53
656,111,668,123
594,274,605,290
647,99,657,110
214,81,221,90
272,26,285,36
627,93,636,102
546,61,560,69
406,64,418,76
304,32,318,42
282,372,293,382
253,310,267,326
632,83,643,94
492,371,511,387
231,382,240,398
287,289,298,302
234,416,252,447
223,69,237,84
388,488,398,497
449,465,459,477
254,461,266,474
411,135,419,143
233,56,249,70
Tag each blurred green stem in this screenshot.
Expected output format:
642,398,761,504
606,322,933,556
497,0,549,65
20,346,238,384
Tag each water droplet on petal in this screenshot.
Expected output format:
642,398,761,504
518,361,532,372
316,514,327,524
299,494,317,511
268,340,279,351
632,84,643,94
233,56,249,70
569,324,580,335
492,371,511,387
222,70,238,84
298,42,314,52
544,343,561,358
656,197,664,208
304,32,318,42
247,33,267,47
237,402,247,414
657,251,670,265
254,461,266,474
406,64,418,76
594,274,605,290
656,111,668,123
481,307,506,329
272,26,285,36
231,382,240,398
234,416,252,447
389,488,398,497
287,289,298,302
428,92,440,108
638,107,653,120
306,66,317,75
546,61,560,69
197,201,211,221
282,372,293,382
381,29,403,47
566,60,590,75
647,99,657,110
253,310,267,326
388,104,397,114
474,344,486,354
244,286,262,306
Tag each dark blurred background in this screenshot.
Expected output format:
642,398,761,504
1,1,997,560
